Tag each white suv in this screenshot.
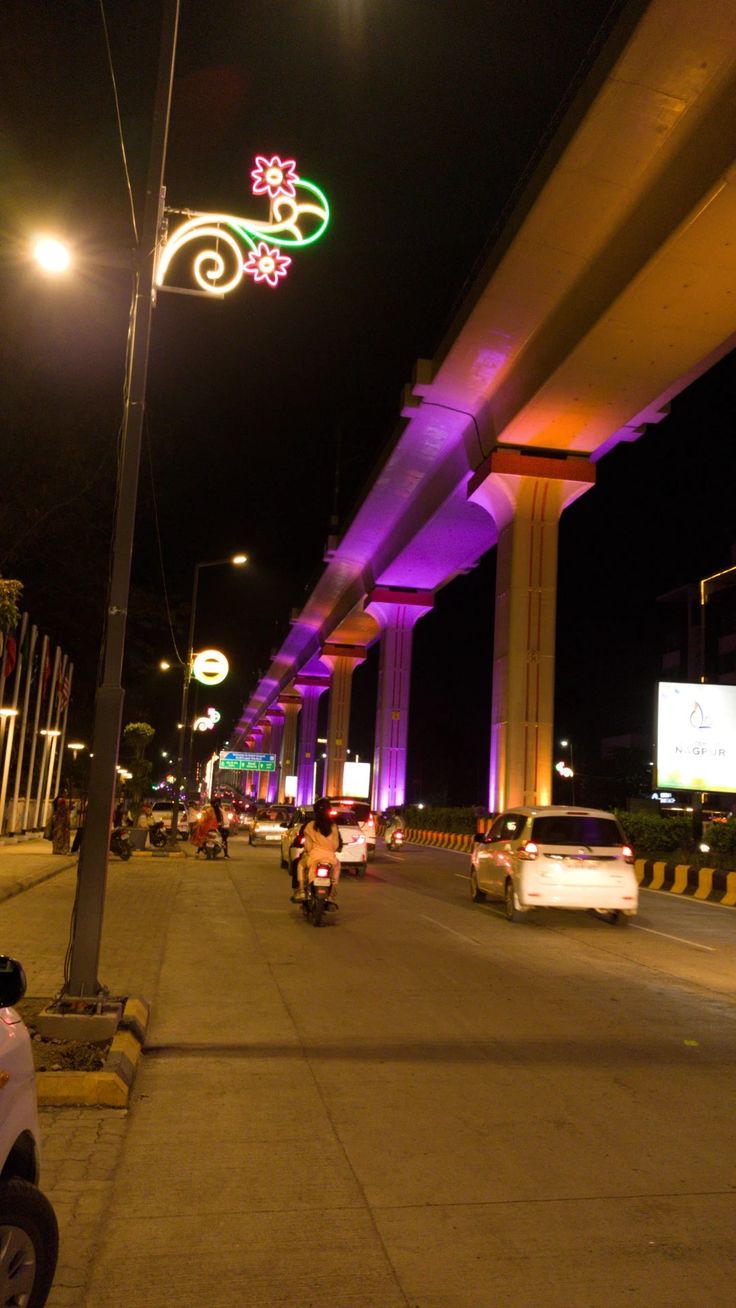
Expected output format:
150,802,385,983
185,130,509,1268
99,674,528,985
469,806,638,923
0,955,58,1305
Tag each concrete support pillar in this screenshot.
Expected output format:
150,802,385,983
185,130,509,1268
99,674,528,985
244,731,260,797
321,645,366,796
277,693,302,802
264,710,285,802
365,588,433,812
469,450,595,811
257,720,272,800
293,676,330,807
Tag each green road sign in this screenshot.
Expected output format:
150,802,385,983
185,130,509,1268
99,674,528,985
218,751,276,772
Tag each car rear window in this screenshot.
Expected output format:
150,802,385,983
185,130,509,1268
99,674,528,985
329,799,371,822
331,810,358,825
531,815,623,847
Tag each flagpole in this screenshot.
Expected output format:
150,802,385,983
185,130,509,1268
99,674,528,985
41,651,67,823
0,613,28,835
52,662,73,798
34,644,60,829
9,623,38,837
22,632,48,832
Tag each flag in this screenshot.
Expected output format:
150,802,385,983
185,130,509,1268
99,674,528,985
3,634,16,679
57,667,70,715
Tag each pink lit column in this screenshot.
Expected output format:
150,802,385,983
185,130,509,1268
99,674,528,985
294,676,330,807
257,720,273,800
277,693,301,802
469,451,595,811
321,645,366,797
265,709,285,802
245,730,260,798
366,589,433,812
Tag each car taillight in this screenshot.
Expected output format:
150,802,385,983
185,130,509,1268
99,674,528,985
622,845,634,863
328,809,337,817
518,841,538,860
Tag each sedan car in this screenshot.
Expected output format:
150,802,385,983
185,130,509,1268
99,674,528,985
469,806,638,923
0,956,59,1306
249,806,295,846
280,807,367,876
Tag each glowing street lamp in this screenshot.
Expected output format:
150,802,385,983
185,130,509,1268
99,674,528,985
558,739,576,802
33,236,71,274
67,742,86,761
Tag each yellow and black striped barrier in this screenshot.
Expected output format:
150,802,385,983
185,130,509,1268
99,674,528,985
636,859,736,906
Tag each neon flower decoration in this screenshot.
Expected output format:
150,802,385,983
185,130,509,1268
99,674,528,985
244,241,291,288
251,155,298,200
155,154,329,297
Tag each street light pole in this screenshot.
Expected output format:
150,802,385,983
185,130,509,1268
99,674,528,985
169,555,247,843
65,0,180,999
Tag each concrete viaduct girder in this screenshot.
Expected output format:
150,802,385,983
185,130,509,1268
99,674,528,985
235,0,736,809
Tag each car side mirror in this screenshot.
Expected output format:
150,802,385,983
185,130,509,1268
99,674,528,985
0,956,27,1008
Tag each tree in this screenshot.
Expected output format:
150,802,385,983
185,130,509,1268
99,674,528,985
0,576,22,635
122,721,155,808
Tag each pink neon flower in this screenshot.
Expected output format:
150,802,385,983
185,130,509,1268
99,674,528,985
243,242,291,288
250,154,299,200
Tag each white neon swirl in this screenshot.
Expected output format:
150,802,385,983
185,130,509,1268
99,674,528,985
156,221,245,295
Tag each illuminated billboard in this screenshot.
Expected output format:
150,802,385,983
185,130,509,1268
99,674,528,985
656,681,736,793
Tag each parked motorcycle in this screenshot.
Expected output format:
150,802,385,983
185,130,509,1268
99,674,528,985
300,861,337,927
148,820,167,849
110,825,132,861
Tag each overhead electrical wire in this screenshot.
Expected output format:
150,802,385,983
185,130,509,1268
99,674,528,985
99,0,139,243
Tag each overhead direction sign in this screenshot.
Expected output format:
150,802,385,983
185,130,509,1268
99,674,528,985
218,751,276,772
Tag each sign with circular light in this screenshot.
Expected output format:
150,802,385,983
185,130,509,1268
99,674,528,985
192,649,229,686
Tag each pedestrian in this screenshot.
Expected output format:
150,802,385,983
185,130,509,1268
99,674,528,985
191,800,219,855
50,788,72,855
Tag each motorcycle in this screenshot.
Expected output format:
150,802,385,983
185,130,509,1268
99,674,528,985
110,825,132,861
386,826,405,851
300,861,337,927
148,820,167,849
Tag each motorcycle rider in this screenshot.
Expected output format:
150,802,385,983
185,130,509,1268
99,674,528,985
385,807,405,847
292,798,341,906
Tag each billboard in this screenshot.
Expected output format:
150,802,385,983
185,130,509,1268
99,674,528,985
342,760,371,798
656,681,736,793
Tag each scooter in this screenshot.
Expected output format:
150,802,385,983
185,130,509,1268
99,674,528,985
300,861,337,928
110,825,132,861
148,820,167,849
199,827,224,860
387,826,405,851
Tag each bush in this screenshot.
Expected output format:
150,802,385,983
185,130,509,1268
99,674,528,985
613,811,694,855
402,806,479,834
704,820,736,856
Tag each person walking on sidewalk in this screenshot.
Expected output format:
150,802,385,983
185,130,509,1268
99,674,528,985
51,789,72,855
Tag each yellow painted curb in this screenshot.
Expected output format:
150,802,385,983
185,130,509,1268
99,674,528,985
35,995,150,1108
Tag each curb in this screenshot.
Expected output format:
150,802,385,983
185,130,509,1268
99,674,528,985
636,858,736,905
36,996,150,1108
0,859,76,906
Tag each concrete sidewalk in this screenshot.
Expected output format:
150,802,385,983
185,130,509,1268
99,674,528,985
0,836,76,905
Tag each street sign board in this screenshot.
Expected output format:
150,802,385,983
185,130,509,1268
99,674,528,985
218,751,276,772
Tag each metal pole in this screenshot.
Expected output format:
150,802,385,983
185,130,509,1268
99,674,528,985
52,663,73,797
22,633,47,832
0,614,28,834
169,563,199,846
66,0,180,999
9,623,37,836
34,645,60,829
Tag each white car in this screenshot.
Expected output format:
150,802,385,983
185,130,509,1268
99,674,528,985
469,806,638,923
150,799,189,838
0,955,58,1305
280,807,367,877
324,797,376,857
250,806,295,846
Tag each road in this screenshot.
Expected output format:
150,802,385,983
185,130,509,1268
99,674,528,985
16,834,736,1306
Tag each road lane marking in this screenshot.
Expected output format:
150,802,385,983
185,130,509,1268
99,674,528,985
629,923,716,952
455,873,470,880
420,914,481,946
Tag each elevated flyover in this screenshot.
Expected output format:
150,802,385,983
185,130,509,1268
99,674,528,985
235,0,736,810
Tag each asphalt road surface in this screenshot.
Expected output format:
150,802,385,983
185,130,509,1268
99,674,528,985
39,834,736,1306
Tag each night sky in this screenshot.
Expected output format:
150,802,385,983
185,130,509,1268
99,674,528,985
2,1,734,803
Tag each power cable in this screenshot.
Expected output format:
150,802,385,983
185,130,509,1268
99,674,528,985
419,401,487,464
99,0,139,243
143,422,186,666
